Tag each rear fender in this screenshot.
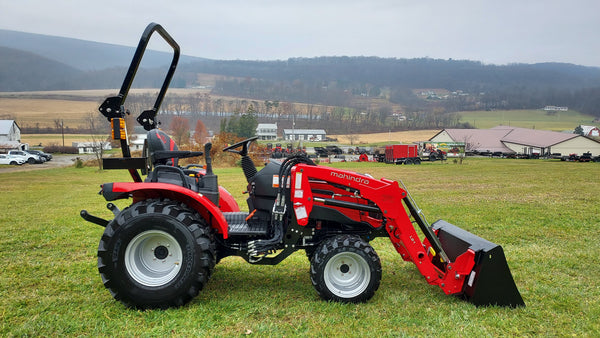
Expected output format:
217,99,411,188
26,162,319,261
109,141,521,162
101,182,232,238
218,186,241,212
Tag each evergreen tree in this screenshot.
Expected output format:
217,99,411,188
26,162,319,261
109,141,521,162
238,104,258,138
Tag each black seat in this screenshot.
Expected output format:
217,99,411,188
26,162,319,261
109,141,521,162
146,129,203,167
146,129,178,166
144,129,220,205
145,129,202,189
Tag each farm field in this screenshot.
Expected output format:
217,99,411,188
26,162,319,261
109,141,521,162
0,88,212,130
1,158,598,336
0,98,99,130
459,109,595,131
21,134,106,147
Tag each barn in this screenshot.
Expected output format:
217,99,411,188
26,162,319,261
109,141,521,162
579,125,600,137
430,126,600,157
0,120,22,151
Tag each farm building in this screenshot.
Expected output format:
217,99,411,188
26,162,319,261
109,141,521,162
256,123,278,140
282,128,326,142
578,125,600,137
430,126,600,157
0,120,22,151
128,126,148,151
72,141,112,154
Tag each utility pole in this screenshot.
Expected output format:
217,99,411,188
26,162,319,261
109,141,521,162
291,114,295,151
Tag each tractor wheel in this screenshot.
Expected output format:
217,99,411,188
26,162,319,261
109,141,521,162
97,199,215,309
305,246,316,262
310,235,381,303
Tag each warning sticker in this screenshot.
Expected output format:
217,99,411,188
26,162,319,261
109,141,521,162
294,206,308,220
295,172,303,189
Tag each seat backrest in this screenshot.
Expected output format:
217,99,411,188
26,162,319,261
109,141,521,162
146,129,179,166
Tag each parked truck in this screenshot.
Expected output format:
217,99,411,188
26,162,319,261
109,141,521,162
385,144,421,165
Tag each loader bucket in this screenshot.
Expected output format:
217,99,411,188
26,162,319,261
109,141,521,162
432,220,525,307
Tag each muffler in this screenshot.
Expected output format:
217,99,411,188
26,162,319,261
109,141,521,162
432,220,525,307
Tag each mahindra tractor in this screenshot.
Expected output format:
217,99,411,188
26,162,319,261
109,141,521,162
81,23,524,309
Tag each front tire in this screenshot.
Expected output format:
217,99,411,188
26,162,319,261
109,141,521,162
97,199,215,309
310,235,381,303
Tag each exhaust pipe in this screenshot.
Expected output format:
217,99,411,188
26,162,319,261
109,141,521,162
432,220,525,307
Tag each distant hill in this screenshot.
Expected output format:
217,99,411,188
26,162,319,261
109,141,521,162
2,29,600,118
0,29,205,70
0,46,82,91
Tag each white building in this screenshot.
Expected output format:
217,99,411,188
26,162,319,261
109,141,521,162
543,106,568,111
129,126,148,151
0,120,22,151
256,123,278,140
282,129,327,141
72,142,112,154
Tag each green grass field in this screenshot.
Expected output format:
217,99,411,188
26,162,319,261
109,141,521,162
459,109,596,131
1,159,599,336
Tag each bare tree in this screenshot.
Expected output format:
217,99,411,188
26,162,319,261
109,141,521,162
170,116,191,146
193,119,209,146
86,111,108,170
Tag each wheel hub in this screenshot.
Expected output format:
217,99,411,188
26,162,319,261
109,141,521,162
154,245,169,260
124,230,183,287
340,263,350,274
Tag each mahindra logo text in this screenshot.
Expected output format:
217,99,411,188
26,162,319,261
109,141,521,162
330,172,370,185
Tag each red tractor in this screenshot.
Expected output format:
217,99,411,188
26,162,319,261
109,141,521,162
81,23,524,309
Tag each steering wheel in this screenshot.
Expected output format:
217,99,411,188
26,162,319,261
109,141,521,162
222,136,259,156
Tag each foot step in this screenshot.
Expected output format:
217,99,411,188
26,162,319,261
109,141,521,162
224,212,269,236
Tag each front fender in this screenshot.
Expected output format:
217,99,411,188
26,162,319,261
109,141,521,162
101,182,231,238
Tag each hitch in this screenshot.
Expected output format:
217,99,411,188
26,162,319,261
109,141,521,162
80,210,109,227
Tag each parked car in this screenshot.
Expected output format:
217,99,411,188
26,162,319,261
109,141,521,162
27,150,52,161
0,154,26,165
7,150,43,164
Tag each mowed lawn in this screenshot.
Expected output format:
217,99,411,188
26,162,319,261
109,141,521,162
1,158,599,336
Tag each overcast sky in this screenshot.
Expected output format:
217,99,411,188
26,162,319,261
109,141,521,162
1,0,599,67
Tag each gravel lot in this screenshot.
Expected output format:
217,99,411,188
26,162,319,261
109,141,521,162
0,154,96,173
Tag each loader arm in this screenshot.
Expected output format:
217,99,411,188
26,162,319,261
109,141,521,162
290,164,488,298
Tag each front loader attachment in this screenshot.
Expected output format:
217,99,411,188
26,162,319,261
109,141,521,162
400,191,524,308
432,220,525,307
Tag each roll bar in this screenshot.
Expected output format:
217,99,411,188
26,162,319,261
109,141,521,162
98,22,180,131
98,23,180,182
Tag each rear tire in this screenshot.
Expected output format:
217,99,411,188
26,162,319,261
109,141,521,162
310,235,381,303
97,199,215,309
